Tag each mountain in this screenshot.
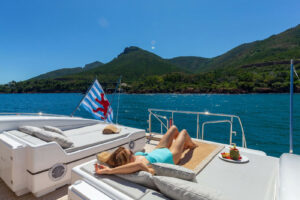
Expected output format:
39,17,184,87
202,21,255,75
31,25,300,80
31,61,103,80
66,46,186,82
83,61,103,70
169,24,300,72
203,24,300,71
167,56,210,72
31,67,83,80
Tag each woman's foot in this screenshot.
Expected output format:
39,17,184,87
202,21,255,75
186,143,198,150
184,140,198,150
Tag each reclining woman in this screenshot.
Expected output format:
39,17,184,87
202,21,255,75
95,125,197,175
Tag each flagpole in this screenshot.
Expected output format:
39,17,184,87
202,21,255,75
110,76,122,107
70,77,97,117
116,76,122,124
289,59,294,153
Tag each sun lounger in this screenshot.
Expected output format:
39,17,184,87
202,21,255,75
69,141,279,200
0,119,146,197
70,160,169,200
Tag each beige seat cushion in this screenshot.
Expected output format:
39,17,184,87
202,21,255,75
64,124,130,152
19,126,73,148
116,171,156,190
151,163,196,181
43,126,65,136
153,176,226,200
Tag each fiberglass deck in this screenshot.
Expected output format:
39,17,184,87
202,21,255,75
0,178,68,200
0,135,278,200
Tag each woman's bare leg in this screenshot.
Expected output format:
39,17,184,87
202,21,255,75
155,125,179,149
170,129,197,164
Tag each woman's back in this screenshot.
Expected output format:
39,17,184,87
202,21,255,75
135,148,174,164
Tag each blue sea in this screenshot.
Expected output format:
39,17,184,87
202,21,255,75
0,93,299,157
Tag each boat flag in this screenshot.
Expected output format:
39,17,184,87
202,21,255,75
78,79,113,123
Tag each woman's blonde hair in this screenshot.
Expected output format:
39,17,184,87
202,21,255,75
97,147,130,168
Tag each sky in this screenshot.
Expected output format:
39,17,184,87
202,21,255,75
0,0,299,84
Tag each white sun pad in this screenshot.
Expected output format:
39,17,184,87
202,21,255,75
0,122,146,197
197,150,279,200
71,160,169,200
69,180,113,200
71,141,280,200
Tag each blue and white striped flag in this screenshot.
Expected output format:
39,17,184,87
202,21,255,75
79,79,113,123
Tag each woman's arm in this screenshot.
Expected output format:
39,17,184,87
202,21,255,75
95,162,154,175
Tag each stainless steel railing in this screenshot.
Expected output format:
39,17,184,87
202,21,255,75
148,108,247,148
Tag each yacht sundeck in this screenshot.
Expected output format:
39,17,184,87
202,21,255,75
68,109,300,200
0,113,145,197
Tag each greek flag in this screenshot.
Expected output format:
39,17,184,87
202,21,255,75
80,79,113,123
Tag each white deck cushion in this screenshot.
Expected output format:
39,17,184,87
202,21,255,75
6,130,47,145
43,126,65,135
19,126,73,148
153,176,225,200
151,163,196,181
116,171,156,189
64,124,132,152
18,126,39,136
80,162,153,199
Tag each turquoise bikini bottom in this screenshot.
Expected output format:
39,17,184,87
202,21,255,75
135,148,175,164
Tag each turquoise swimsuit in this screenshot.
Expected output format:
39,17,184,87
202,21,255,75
135,148,175,164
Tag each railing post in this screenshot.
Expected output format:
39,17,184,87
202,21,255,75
196,114,199,139
230,117,233,145
237,117,247,148
201,124,204,140
172,112,174,125
167,117,170,130
148,111,152,133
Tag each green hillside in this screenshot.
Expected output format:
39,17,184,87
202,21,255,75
167,56,210,72
83,61,103,70
32,61,103,80
205,25,300,71
31,67,82,80
65,46,186,82
169,24,300,72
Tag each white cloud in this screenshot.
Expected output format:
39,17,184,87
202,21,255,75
98,17,109,28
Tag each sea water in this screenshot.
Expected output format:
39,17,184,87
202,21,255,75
0,93,299,157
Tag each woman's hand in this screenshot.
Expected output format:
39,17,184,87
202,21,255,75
94,163,111,175
146,165,155,175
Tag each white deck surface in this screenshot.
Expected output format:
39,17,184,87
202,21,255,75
0,140,158,200
0,136,279,200
71,136,280,200
197,149,278,200
0,178,68,200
